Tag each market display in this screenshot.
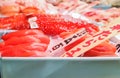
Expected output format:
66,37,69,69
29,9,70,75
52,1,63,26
0,0,120,57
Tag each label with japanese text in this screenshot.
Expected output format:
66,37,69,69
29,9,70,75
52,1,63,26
116,44,120,53
62,17,120,57
47,28,87,56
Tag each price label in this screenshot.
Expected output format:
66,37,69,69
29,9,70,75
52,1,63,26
47,28,87,56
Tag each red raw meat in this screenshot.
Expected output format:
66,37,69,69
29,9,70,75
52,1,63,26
1,30,50,57
0,14,30,29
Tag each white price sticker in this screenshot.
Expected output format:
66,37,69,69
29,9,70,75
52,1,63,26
28,17,39,29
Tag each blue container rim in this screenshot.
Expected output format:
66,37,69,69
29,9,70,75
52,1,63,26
2,57,120,61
